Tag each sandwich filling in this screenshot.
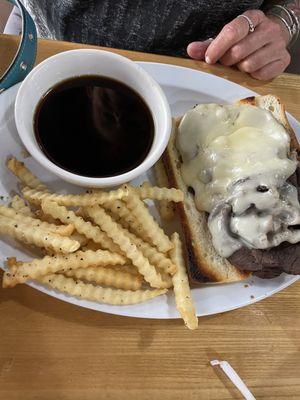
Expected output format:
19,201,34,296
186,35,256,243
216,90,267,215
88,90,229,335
177,104,300,276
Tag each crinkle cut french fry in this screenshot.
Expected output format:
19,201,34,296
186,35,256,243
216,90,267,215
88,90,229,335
2,272,16,288
153,159,169,187
3,249,126,288
64,266,142,290
10,195,33,216
75,207,89,220
104,207,129,228
0,215,79,254
123,189,173,253
39,274,167,305
41,200,121,253
34,209,61,225
124,230,177,275
2,258,23,288
83,240,102,251
85,205,167,289
104,199,163,248
160,272,173,289
23,186,129,206
6,257,21,269
112,265,142,277
157,200,176,221
154,159,176,220
170,233,198,330
0,205,74,236
3,257,24,288
134,182,184,202
102,199,135,228
71,232,89,247
6,157,47,190
102,200,176,274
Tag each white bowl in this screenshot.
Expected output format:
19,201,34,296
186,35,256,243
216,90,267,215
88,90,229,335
14,49,171,187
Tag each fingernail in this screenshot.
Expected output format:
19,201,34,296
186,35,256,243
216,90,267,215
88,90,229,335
205,55,212,64
203,38,214,46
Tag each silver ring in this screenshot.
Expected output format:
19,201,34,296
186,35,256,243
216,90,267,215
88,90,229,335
237,14,255,33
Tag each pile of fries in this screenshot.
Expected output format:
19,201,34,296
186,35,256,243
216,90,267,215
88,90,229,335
1,157,198,329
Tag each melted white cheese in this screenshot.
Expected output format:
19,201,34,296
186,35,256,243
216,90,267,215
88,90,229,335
177,104,300,257
177,104,296,213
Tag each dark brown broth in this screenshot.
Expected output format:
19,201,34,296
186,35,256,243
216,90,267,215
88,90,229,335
34,76,154,177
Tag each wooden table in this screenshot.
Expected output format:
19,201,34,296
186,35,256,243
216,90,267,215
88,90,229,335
0,34,300,400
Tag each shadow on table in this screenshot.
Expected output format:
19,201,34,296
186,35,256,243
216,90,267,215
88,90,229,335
1,270,200,354
0,269,230,353
0,270,182,334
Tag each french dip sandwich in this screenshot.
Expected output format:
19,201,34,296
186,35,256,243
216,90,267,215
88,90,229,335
163,95,300,284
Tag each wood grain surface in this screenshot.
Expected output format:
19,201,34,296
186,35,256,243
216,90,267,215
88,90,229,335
0,34,300,400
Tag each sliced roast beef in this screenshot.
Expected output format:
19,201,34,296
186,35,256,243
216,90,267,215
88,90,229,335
254,268,283,279
228,167,300,278
228,241,300,277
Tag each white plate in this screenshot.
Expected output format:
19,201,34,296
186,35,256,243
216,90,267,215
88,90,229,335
0,62,299,319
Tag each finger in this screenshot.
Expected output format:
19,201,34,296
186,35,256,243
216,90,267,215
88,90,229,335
187,39,214,60
220,22,276,66
237,42,287,73
205,10,265,64
250,53,291,80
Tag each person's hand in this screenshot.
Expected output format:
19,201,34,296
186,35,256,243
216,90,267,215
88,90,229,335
187,10,291,80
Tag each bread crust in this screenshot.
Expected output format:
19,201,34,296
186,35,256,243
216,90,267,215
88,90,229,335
163,120,250,284
162,95,299,284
